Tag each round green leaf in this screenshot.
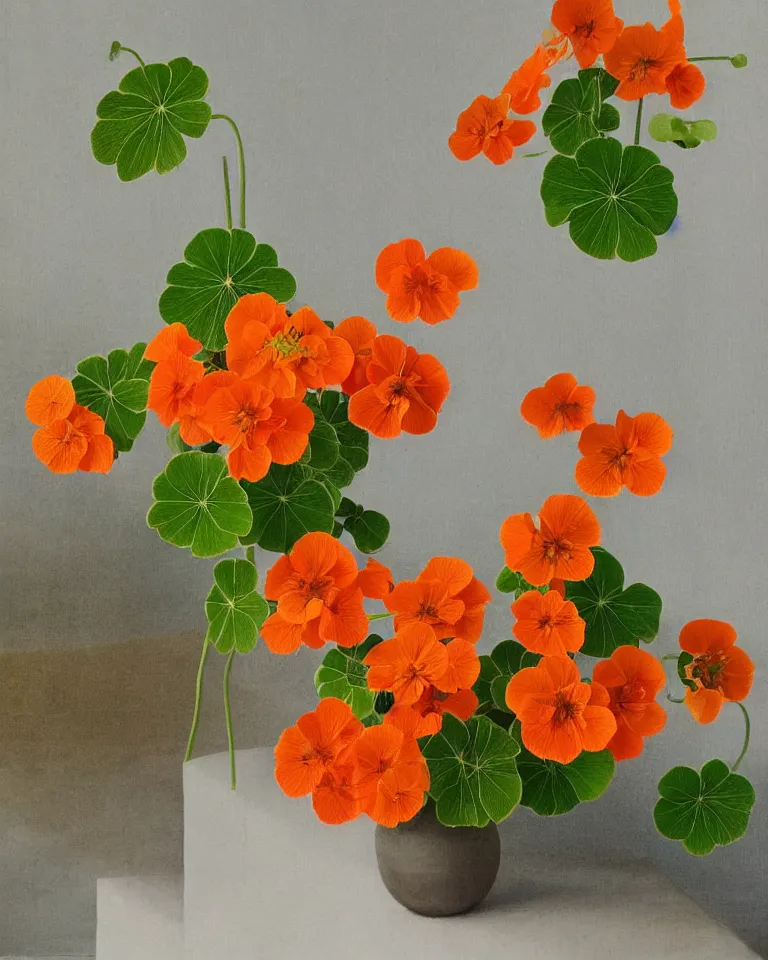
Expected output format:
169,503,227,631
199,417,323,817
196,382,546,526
240,463,335,553
91,58,212,181
343,509,390,554
314,634,383,719
542,69,620,157
566,547,662,658
72,343,153,452
205,558,268,654
654,760,755,856
423,714,522,827
147,452,252,558
517,746,615,816
496,567,549,599
306,392,369,487
158,228,297,351
541,137,678,262
307,421,340,470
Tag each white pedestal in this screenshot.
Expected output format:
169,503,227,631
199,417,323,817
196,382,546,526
96,875,182,960
183,748,758,960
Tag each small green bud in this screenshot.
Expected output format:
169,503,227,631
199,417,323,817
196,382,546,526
109,41,122,61
731,54,748,68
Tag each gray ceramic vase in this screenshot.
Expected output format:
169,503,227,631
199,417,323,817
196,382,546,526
375,801,500,917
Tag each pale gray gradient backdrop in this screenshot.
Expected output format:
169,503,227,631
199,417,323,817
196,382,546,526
1,0,766,954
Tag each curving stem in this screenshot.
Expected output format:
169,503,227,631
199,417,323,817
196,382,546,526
222,156,233,230
367,612,394,622
211,114,247,230
185,637,211,763
731,702,751,773
224,649,237,790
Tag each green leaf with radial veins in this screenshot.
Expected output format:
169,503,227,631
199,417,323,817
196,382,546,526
654,760,755,855
307,421,340,470
72,343,153,452
240,463,335,553
542,69,620,156
305,391,369,488
566,547,662,658
158,228,297,351
422,714,522,827
147,452,252,558
91,58,212,181
314,634,384,719
517,745,615,816
205,558,268,654
540,137,678,262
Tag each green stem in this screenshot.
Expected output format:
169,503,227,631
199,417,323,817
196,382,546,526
185,638,210,763
731,703,751,772
222,156,233,231
662,654,679,661
211,114,246,230
634,98,644,146
666,693,685,704
224,649,237,790
119,46,146,67
368,612,393,622
688,56,733,62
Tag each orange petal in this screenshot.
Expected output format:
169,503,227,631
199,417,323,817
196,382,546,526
684,686,724,724
575,453,624,498
666,61,705,110
260,613,306,654
719,647,755,702
606,720,645,762
274,726,322,797
580,705,618,752
348,384,404,439
357,558,394,599
679,619,738,656
500,512,536,570
25,375,76,426
226,441,272,483
144,323,202,362
425,248,479,294
78,433,115,473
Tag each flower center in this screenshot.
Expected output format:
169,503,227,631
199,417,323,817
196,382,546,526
417,603,440,620
554,401,582,424
687,653,729,691
575,19,596,38
615,681,647,714
233,404,264,433
552,690,580,726
544,537,573,563
629,57,656,81
611,447,632,471
537,614,553,637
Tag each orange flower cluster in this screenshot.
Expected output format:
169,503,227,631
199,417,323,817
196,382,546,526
26,375,114,475
679,620,754,725
450,0,706,167
593,646,667,760
520,373,674,499
146,293,358,482
364,623,481,737
261,532,392,654
274,697,429,826
512,588,585,657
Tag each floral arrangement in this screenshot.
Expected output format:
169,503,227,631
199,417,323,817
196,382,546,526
449,0,748,262
26,32,755,859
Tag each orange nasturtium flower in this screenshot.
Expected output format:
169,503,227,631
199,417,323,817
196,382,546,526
661,0,706,110
603,22,686,101
375,238,479,326
501,43,569,115
364,623,450,706
550,0,624,69
384,556,492,644
592,646,667,761
349,724,430,827
334,315,377,396
274,697,363,824
261,532,369,654
147,351,206,427
348,334,450,439
520,372,596,439
356,558,394,600
201,377,313,483
511,589,585,657
679,620,754,725
224,293,354,398
448,93,536,166
500,494,601,587
506,656,617,764
27,377,114,474
575,410,673,498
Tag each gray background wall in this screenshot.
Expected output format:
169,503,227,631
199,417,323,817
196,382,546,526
2,0,766,954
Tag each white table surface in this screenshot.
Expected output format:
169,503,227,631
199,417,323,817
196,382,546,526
183,748,758,960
